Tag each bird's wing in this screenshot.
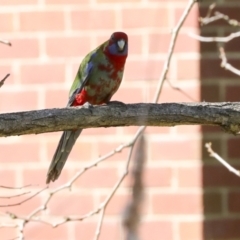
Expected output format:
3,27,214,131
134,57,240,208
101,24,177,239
67,51,96,107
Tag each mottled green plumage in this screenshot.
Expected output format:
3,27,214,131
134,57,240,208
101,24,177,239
46,32,128,183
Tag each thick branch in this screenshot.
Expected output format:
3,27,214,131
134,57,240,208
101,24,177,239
1,102,240,137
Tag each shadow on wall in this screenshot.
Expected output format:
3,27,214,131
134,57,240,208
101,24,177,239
200,2,240,240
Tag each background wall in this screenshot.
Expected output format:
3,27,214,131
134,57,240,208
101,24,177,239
0,0,239,240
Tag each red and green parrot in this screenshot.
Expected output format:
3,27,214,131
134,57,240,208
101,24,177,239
46,32,128,184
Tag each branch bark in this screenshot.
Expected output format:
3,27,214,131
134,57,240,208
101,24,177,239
1,102,240,137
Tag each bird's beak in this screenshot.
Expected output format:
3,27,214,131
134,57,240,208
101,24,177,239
117,39,125,51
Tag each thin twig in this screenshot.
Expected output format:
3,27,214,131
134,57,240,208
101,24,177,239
166,79,197,102
0,187,47,207
0,74,10,89
0,191,31,199
189,31,240,42
205,142,240,177
219,47,240,76
0,39,11,46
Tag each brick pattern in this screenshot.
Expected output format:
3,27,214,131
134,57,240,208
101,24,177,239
0,0,239,240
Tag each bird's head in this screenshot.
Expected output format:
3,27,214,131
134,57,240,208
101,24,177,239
107,32,128,56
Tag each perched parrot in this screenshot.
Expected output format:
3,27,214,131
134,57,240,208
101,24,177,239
46,32,128,184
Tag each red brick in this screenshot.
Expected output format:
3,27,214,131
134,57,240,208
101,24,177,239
74,167,119,188
201,58,240,79
1,0,37,4
22,169,68,187
21,64,65,84
0,226,18,240
47,139,94,163
201,85,220,102
150,139,201,161
228,191,240,212
3,191,42,215
48,193,94,216
176,125,201,134
0,169,16,186
175,33,199,53
203,165,240,187
24,222,68,240
98,0,140,2
46,36,91,57
0,142,40,162
45,89,68,108
149,33,171,54
175,6,199,28
128,34,143,55
125,59,164,81
140,221,173,240
100,193,130,215
143,126,170,135
47,0,88,3
144,167,172,187
0,39,39,59
204,192,222,214
71,10,116,30
152,193,202,214
204,219,240,239
122,8,169,28
227,138,240,159
177,59,199,80
75,222,96,240
180,221,202,240
20,12,64,31
178,166,202,188
0,13,14,32
83,127,117,136
0,90,38,112
112,86,144,103
225,85,240,101
96,140,129,162
149,84,200,103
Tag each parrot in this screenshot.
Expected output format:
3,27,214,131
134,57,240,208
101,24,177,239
46,32,128,184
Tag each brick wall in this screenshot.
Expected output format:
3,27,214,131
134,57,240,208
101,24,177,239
0,0,239,240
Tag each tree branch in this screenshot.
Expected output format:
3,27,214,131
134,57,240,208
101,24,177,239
1,102,240,137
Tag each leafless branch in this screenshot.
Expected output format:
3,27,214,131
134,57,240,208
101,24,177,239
1,102,240,137
189,31,240,42
0,191,31,199
219,47,240,76
0,74,10,89
0,186,47,207
166,79,197,102
205,142,240,177
0,39,11,46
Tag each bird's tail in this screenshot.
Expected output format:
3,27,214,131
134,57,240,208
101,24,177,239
46,129,82,184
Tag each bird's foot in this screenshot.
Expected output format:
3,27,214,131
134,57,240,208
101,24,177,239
107,100,126,107
82,102,94,109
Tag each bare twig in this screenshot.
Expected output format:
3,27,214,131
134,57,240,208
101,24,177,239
199,3,217,25
0,39,11,46
0,191,31,199
166,79,197,102
0,74,10,89
0,184,32,189
205,142,240,177
189,31,240,42
219,47,240,76
0,186,47,207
